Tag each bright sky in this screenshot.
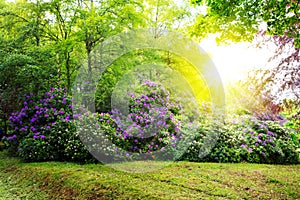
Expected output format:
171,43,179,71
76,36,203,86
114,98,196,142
199,36,273,85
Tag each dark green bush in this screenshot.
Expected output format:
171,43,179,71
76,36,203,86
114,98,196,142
180,115,300,164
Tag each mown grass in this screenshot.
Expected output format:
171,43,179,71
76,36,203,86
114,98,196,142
0,151,299,199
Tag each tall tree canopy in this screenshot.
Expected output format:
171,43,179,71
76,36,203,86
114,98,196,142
190,0,300,48
0,0,147,129
0,0,194,125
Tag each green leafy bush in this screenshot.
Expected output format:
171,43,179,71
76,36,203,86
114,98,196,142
282,107,300,146
180,115,300,164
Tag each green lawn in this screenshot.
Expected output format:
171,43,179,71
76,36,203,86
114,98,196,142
0,151,299,199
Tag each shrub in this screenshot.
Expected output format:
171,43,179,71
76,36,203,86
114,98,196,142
2,88,95,162
239,118,299,164
2,85,298,164
96,80,185,160
282,107,300,146
180,115,300,164
227,116,299,164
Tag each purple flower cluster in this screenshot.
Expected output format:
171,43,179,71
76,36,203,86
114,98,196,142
235,116,294,162
5,88,73,145
240,144,253,152
249,129,276,148
99,80,183,156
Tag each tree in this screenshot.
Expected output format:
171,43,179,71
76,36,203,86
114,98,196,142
190,0,300,118
75,0,144,76
0,1,57,133
143,0,190,38
43,0,84,91
0,49,57,134
190,0,300,48
244,31,300,105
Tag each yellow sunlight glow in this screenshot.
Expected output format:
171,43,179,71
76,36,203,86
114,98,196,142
200,36,272,85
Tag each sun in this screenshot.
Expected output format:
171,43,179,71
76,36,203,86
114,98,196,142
199,36,272,86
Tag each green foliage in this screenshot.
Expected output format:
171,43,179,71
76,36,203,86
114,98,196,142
95,49,173,113
0,141,4,151
143,0,190,36
180,115,300,164
0,46,57,136
191,0,300,47
281,101,300,146
18,120,94,163
0,0,147,93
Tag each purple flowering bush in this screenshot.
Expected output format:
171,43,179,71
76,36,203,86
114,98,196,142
97,80,184,160
217,116,298,163
2,84,298,164
237,116,299,164
2,88,94,162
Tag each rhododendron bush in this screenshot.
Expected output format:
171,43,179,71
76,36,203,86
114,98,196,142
95,80,188,160
1,82,299,164
2,88,94,162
